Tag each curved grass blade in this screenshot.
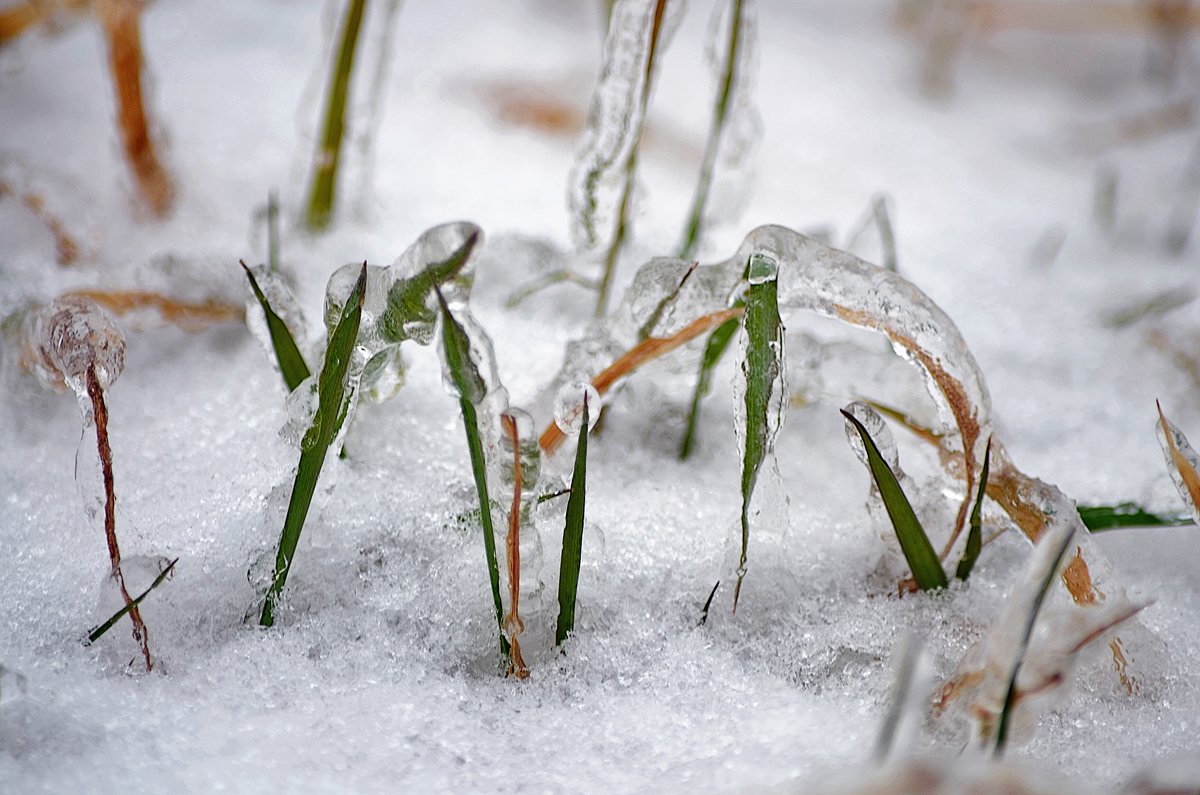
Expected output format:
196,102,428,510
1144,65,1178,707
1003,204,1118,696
241,261,311,392
842,408,947,591
955,437,991,581
260,264,366,627
85,558,178,645
304,0,367,232
734,253,785,610
994,526,1076,757
1078,501,1193,531
679,311,739,459
556,395,590,647
436,286,509,663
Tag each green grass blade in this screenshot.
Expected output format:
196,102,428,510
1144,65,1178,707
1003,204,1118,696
955,438,991,581
841,409,947,591
84,558,178,645
734,253,784,610
678,0,745,261
436,286,509,660
679,312,740,459
994,527,1076,756
304,0,367,232
260,264,366,627
698,580,720,626
241,262,311,392
1078,502,1193,531
556,396,590,646
380,227,480,344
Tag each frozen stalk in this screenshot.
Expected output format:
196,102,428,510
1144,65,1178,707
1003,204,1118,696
31,297,154,672
1155,401,1200,525
568,0,679,316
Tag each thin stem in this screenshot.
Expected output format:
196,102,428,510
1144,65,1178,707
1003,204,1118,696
678,0,744,261
305,0,368,232
500,414,529,678
86,363,152,672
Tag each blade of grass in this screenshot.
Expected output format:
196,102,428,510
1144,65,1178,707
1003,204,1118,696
304,0,367,232
955,437,991,581
85,558,178,645
556,395,590,647
1077,501,1193,531
697,580,720,626
994,526,1076,757
679,311,739,459
677,0,746,260
436,286,510,663
241,261,311,392
259,264,366,627
734,253,785,611
842,408,947,591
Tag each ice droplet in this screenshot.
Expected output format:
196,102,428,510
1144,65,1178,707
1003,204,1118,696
29,296,126,395
553,381,600,435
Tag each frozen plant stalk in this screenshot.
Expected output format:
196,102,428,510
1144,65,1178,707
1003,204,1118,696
28,296,155,671
569,0,674,316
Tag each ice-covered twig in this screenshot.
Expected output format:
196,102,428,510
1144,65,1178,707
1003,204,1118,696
499,414,530,678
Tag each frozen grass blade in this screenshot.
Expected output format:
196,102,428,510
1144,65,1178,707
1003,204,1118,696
556,395,590,647
499,413,530,678
259,264,365,627
873,637,922,763
679,311,739,459
241,261,311,392
1077,502,1192,531
842,408,947,591
435,286,510,664
955,438,991,581
677,0,749,260
1156,400,1200,525
993,527,1076,757
734,252,785,610
85,558,177,645
304,0,367,232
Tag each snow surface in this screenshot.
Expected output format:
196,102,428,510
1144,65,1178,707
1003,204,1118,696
1,0,1199,792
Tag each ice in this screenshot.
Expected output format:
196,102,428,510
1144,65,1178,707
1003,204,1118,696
26,296,125,395
553,381,601,436
567,0,683,254
1155,405,1200,526
842,400,902,475
243,262,308,370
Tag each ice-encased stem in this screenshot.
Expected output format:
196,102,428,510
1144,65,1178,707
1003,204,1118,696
260,265,366,627
733,252,785,610
570,0,672,318
677,0,752,260
499,414,529,678
556,395,590,646
305,0,367,232
84,363,153,671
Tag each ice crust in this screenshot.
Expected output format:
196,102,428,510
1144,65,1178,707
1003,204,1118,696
1,0,1199,792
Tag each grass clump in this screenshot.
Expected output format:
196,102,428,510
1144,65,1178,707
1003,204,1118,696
259,264,366,627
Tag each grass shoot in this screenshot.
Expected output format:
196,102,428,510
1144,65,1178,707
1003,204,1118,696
435,285,511,667
85,558,178,645
555,394,590,647
241,261,311,392
841,407,947,592
259,264,366,627
955,438,991,581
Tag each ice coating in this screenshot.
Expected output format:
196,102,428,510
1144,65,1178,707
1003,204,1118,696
678,0,760,257
323,222,481,409
553,381,601,436
567,0,679,253
244,263,307,364
1155,405,1200,526
934,520,1145,748
28,296,126,395
842,400,903,476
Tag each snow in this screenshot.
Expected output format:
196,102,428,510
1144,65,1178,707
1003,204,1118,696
2,0,1199,792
